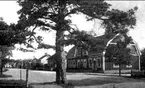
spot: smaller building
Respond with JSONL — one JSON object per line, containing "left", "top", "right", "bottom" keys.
{"left": 47, "top": 51, "right": 67, "bottom": 71}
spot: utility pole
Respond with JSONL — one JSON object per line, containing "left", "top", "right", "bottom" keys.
{"left": 26, "top": 61, "right": 29, "bottom": 88}
{"left": 26, "top": 68, "right": 29, "bottom": 87}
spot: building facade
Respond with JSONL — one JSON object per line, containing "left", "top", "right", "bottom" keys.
{"left": 66, "top": 33, "right": 141, "bottom": 72}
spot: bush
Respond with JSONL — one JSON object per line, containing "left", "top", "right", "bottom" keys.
{"left": 131, "top": 70, "right": 145, "bottom": 78}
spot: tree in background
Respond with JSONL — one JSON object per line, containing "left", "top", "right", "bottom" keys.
{"left": 0, "top": 18, "right": 32, "bottom": 75}
{"left": 17, "top": 0, "right": 137, "bottom": 84}
{"left": 141, "top": 49, "right": 145, "bottom": 70}
{"left": 103, "top": 6, "right": 138, "bottom": 76}
{"left": 105, "top": 35, "right": 132, "bottom": 76}
{"left": 0, "top": 46, "right": 12, "bottom": 74}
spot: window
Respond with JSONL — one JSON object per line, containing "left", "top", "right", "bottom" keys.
{"left": 77, "top": 48, "right": 82, "bottom": 56}
{"left": 67, "top": 61, "right": 69, "bottom": 64}
{"left": 97, "top": 59, "right": 101, "bottom": 67}
{"left": 84, "top": 59, "right": 86, "bottom": 62}
{"left": 89, "top": 59, "right": 92, "bottom": 67}
{"left": 77, "top": 60, "right": 80, "bottom": 68}
{"left": 113, "top": 57, "right": 117, "bottom": 59}
{"left": 83, "top": 51, "right": 88, "bottom": 55}
{"left": 73, "top": 61, "right": 76, "bottom": 65}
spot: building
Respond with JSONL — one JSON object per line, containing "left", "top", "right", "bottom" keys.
{"left": 66, "top": 33, "right": 141, "bottom": 72}
{"left": 47, "top": 54, "right": 57, "bottom": 70}
{"left": 47, "top": 51, "right": 67, "bottom": 70}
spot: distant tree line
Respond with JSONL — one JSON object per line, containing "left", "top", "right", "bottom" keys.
{"left": 7, "top": 59, "right": 52, "bottom": 71}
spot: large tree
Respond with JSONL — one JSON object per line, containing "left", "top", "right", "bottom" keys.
{"left": 17, "top": 0, "right": 110, "bottom": 84}
{"left": 17, "top": 0, "right": 137, "bottom": 84}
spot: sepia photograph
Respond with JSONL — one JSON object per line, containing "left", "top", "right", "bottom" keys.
{"left": 0, "top": 0, "right": 145, "bottom": 88}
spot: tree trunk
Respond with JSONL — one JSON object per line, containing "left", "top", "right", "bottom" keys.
{"left": 55, "top": 0, "right": 67, "bottom": 84}
{"left": 55, "top": 30, "right": 67, "bottom": 84}
{"left": 26, "top": 68, "right": 29, "bottom": 87}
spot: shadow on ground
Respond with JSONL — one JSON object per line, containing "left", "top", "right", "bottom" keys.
{"left": 28, "top": 77, "right": 129, "bottom": 88}
{"left": 68, "top": 75, "right": 145, "bottom": 87}
{"left": 28, "top": 76, "right": 132, "bottom": 88}
{"left": 0, "top": 74, "right": 12, "bottom": 78}
{"left": 25, "top": 73, "right": 145, "bottom": 88}
{"left": 68, "top": 77, "right": 120, "bottom": 86}
{"left": 29, "top": 82, "right": 74, "bottom": 88}
{"left": 0, "top": 79, "right": 28, "bottom": 88}
{"left": 29, "top": 81, "right": 55, "bottom": 85}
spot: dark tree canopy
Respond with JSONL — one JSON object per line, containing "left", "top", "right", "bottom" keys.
{"left": 103, "top": 7, "right": 138, "bottom": 35}
{"left": 17, "top": 0, "right": 110, "bottom": 29}
{"left": 17, "top": 0, "right": 137, "bottom": 48}
{"left": 105, "top": 34, "right": 132, "bottom": 64}
{"left": 0, "top": 20, "right": 32, "bottom": 47}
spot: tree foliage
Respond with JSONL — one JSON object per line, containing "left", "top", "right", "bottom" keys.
{"left": 105, "top": 34, "right": 133, "bottom": 76}
{"left": 141, "top": 49, "right": 145, "bottom": 70}
{"left": 102, "top": 6, "right": 138, "bottom": 35}
{"left": 17, "top": 0, "right": 137, "bottom": 49}
{"left": 105, "top": 34, "right": 132, "bottom": 63}
{"left": 0, "top": 19, "right": 31, "bottom": 74}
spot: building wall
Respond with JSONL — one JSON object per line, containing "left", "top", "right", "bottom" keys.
{"left": 105, "top": 62, "right": 133, "bottom": 70}
{"left": 67, "top": 56, "right": 102, "bottom": 71}
{"left": 67, "top": 59, "right": 76, "bottom": 68}
{"left": 131, "top": 56, "right": 139, "bottom": 70}
{"left": 105, "top": 56, "right": 139, "bottom": 70}
{"left": 67, "top": 56, "right": 140, "bottom": 71}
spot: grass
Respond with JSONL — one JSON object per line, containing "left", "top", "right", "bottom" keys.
{"left": 1, "top": 68, "right": 145, "bottom": 88}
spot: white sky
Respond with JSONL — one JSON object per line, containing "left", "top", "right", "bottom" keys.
{"left": 0, "top": 1, "right": 145, "bottom": 60}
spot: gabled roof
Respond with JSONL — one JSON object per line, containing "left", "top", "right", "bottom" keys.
{"left": 106, "top": 33, "right": 141, "bottom": 57}
{"left": 128, "top": 40, "right": 141, "bottom": 56}
{"left": 67, "top": 33, "right": 116, "bottom": 59}
{"left": 38, "top": 53, "right": 50, "bottom": 60}
{"left": 47, "top": 54, "right": 56, "bottom": 61}
{"left": 66, "top": 46, "right": 76, "bottom": 59}
{"left": 48, "top": 51, "right": 67, "bottom": 61}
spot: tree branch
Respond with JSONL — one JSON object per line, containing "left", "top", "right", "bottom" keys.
{"left": 37, "top": 43, "right": 56, "bottom": 50}
{"left": 37, "top": 20, "right": 55, "bottom": 29}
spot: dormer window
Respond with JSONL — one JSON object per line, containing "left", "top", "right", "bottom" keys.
{"left": 76, "top": 47, "right": 88, "bottom": 56}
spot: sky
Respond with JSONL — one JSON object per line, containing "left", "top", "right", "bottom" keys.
{"left": 0, "top": 1, "right": 145, "bottom": 60}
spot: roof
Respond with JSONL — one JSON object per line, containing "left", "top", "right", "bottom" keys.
{"left": 106, "top": 33, "right": 141, "bottom": 57}
{"left": 66, "top": 46, "right": 76, "bottom": 59}
{"left": 67, "top": 33, "right": 116, "bottom": 59}
{"left": 67, "top": 33, "right": 141, "bottom": 59}
{"left": 38, "top": 53, "right": 51, "bottom": 60}
{"left": 47, "top": 54, "right": 56, "bottom": 61}
{"left": 48, "top": 51, "right": 67, "bottom": 61}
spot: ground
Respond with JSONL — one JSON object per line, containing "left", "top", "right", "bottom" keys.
{"left": 0, "top": 68, "right": 145, "bottom": 88}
